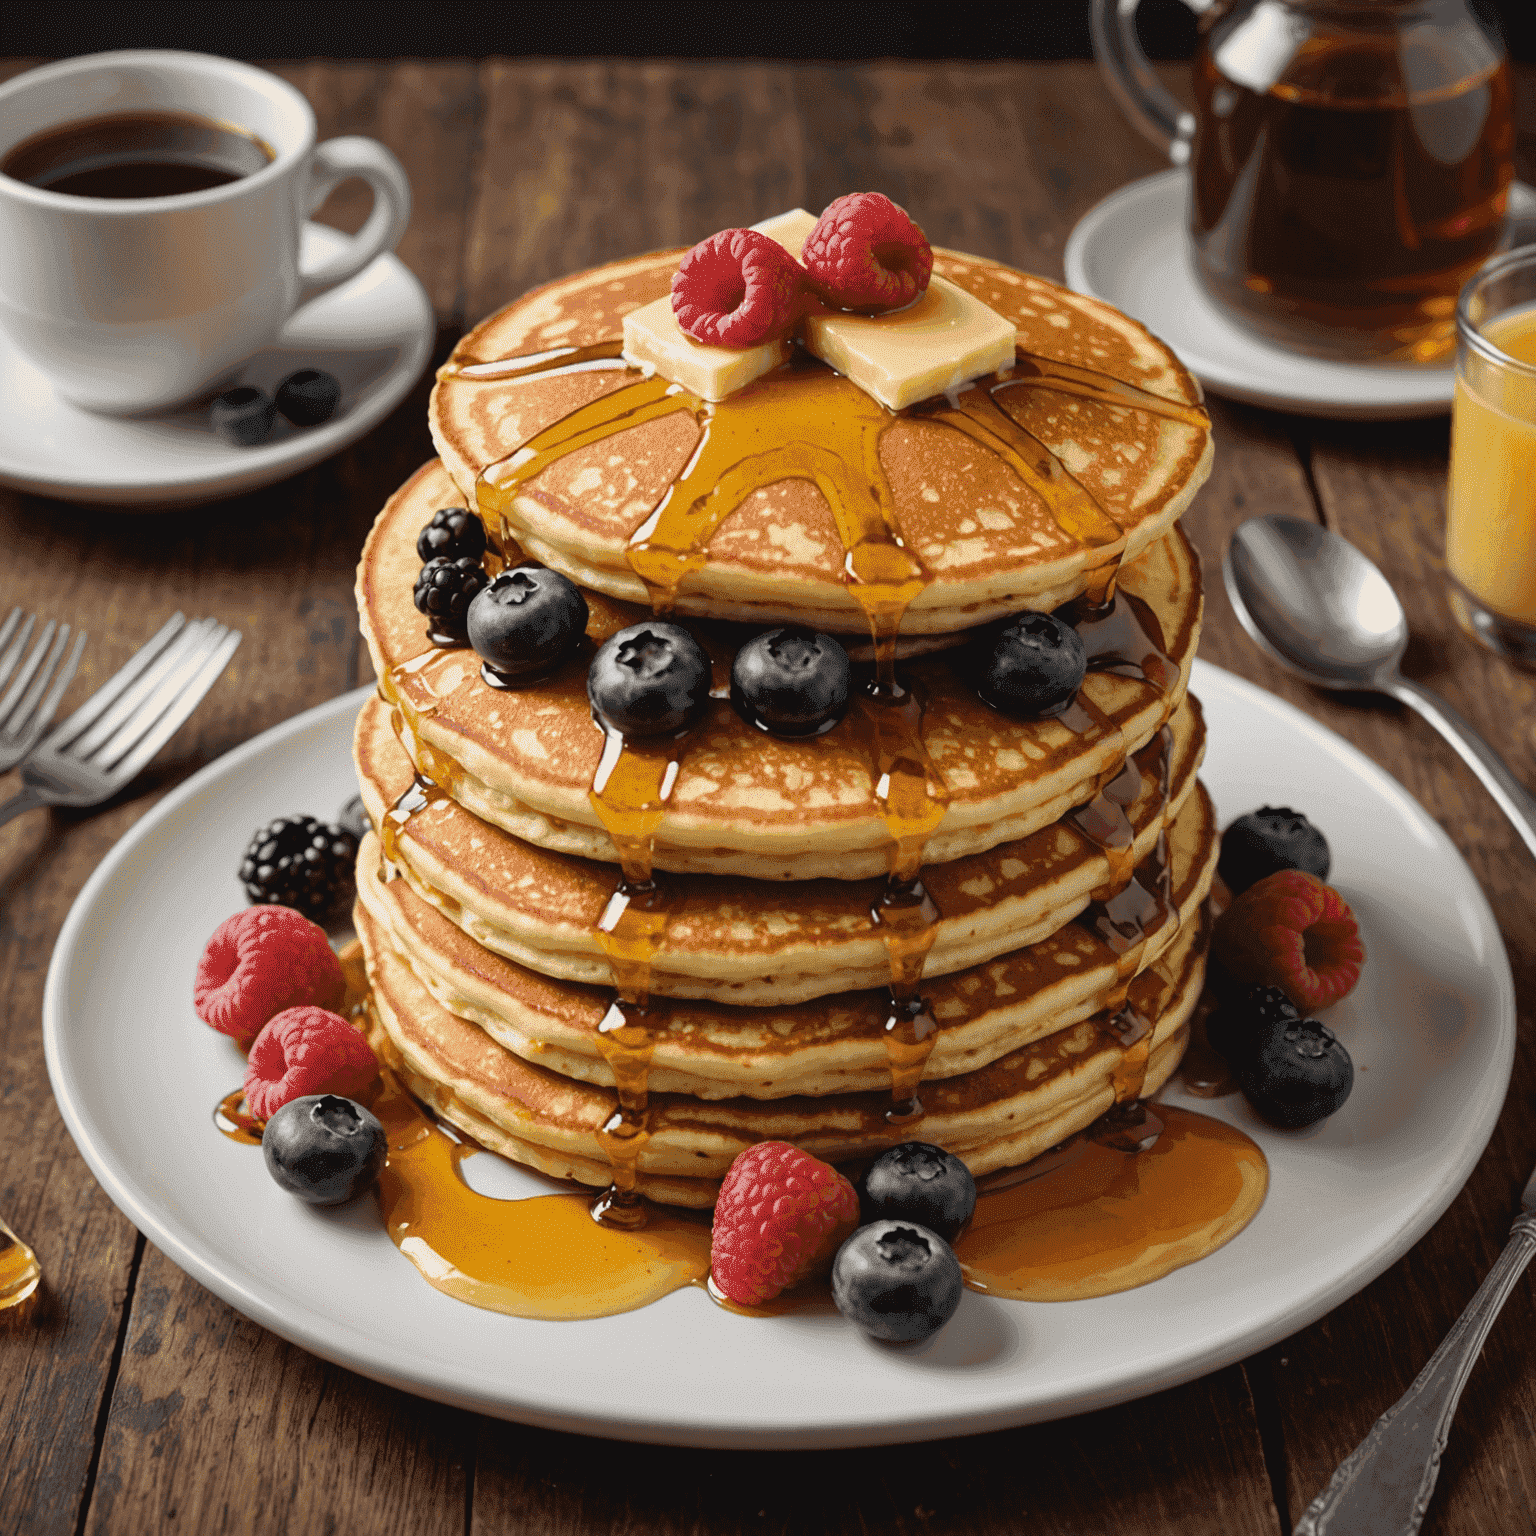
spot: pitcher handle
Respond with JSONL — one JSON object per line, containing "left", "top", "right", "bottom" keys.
{"left": 1089, "top": 0, "right": 1204, "bottom": 166}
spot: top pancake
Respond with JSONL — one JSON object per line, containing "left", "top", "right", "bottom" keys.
{"left": 359, "top": 461, "right": 1203, "bottom": 880}
{"left": 429, "top": 244, "right": 1214, "bottom": 633}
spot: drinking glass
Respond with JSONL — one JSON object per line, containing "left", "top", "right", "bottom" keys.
{"left": 1446, "top": 247, "right": 1536, "bottom": 666}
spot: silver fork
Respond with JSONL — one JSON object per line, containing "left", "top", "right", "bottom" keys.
{"left": 0, "top": 612, "right": 241, "bottom": 829}
{"left": 0, "top": 609, "right": 88, "bottom": 774}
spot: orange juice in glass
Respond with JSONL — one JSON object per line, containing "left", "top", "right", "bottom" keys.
{"left": 1446, "top": 247, "right": 1536, "bottom": 665}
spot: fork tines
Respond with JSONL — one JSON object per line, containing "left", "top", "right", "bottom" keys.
{"left": 0, "top": 608, "right": 88, "bottom": 773}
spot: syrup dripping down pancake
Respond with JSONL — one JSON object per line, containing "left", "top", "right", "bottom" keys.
{"left": 358, "top": 461, "right": 1203, "bottom": 879}
{"left": 355, "top": 790, "right": 1214, "bottom": 1100}
{"left": 356, "top": 897, "right": 1207, "bottom": 1207}
{"left": 428, "top": 248, "right": 1212, "bottom": 633}
{"left": 355, "top": 691, "right": 1206, "bottom": 1005}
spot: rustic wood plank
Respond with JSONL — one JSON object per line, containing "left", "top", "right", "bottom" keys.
{"left": 474, "top": 1365, "right": 1278, "bottom": 1536}
{"left": 81, "top": 1245, "right": 471, "bottom": 1536}
{"left": 462, "top": 60, "right": 802, "bottom": 324}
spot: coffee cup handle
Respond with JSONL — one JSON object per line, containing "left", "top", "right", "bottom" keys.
{"left": 1089, "top": 0, "right": 1204, "bottom": 166}
{"left": 296, "top": 136, "right": 412, "bottom": 300}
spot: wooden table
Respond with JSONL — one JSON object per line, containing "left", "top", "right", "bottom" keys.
{"left": 3, "top": 56, "right": 1535, "bottom": 1536}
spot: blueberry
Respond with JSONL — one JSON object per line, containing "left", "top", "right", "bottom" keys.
{"left": 416, "top": 506, "right": 487, "bottom": 565}
{"left": 588, "top": 621, "right": 711, "bottom": 737}
{"left": 1218, "top": 807, "right": 1330, "bottom": 895}
{"left": 859, "top": 1142, "right": 976, "bottom": 1242}
{"left": 731, "top": 626, "right": 851, "bottom": 738}
{"left": 831, "top": 1220, "right": 964, "bottom": 1342}
{"left": 1239, "top": 1017, "right": 1353, "bottom": 1129}
{"left": 1206, "top": 984, "right": 1300, "bottom": 1069}
{"left": 977, "top": 611, "right": 1087, "bottom": 719}
{"left": 274, "top": 368, "right": 341, "bottom": 427}
{"left": 262, "top": 1094, "right": 386, "bottom": 1205}
{"left": 413, "top": 556, "right": 488, "bottom": 642}
{"left": 211, "top": 385, "right": 275, "bottom": 446}
{"left": 467, "top": 564, "right": 588, "bottom": 681}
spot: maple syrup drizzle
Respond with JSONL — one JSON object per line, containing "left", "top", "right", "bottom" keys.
{"left": 214, "top": 1089, "right": 264, "bottom": 1146}
{"left": 0, "top": 1221, "right": 41, "bottom": 1310}
{"left": 957, "top": 1105, "right": 1267, "bottom": 1302}
{"left": 998, "top": 349, "right": 1211, "bottom": 430}
{"left": 583, "top": 718, "right": 688, "bottom": 1226}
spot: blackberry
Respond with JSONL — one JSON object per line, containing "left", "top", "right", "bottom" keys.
{"left": 416, "top": 506, "right": 487, "bottom": 564}
{"left": 414, "top": 555, "right": 488, "bottom": 642}
{"left": 240, "top": 815, "right": 358, "bottom": 921}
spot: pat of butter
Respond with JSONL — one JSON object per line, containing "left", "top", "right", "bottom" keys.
{"left": 803, "top": 278, "right": 1017, "bottom": 411}
{"left": 758, "top": 207, "right": 1016, "bottom": 411}
{"left": 622, "top": 296, "right": 790, "bottom": 403}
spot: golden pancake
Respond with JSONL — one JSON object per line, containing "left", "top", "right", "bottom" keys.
{"left": 355, "top": 787, "right": 1215, "bottom": 1098}
{"left": 355, "top": 690, "right": 1206, "bottom": 1004}
{"left": 359, "top": 460, "right": 1204, "bottom": 879}
{"left": 358, "top": 897, "right": 1205, "bottom": 1206}
{"left": 428, "top": 246, "right": 1213, "bottom": 634}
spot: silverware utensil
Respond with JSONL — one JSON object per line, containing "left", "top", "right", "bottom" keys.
{"left": 1224, "top": 514, "right": 1536, "bottom": 864}
{"left": 0, "top": 612, "right": 241, "bottom": 829}
{"left": 1293, "top": 1164, "right": 1536, "bottom": 1534}
{"left": 0, "top": 607, "right": 87, "bottom": 773}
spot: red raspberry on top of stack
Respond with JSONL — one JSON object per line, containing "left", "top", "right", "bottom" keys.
{"left": 801, "top": 191, "right": 933, "bottom": 313}
{"left": 671, "top": 229, "right": 806, "bottom": 349}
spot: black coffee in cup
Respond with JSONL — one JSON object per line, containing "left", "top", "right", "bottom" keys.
{"left": 1, "top": 109, "right": 274, "bottom": 198}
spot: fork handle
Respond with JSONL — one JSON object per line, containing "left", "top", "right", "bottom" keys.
{"left": 1293, "top": 1212, "right": 1536, "bottom": 1535}
{"left": 0, "top": 784, "right": 46, "bottom": 828}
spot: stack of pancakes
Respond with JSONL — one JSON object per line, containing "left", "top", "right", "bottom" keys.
{"left": 352, "top": 236, "right": 1217, "bottom": 1209}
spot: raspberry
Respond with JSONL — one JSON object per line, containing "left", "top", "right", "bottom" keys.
{"left": 194, "top": 907, "right": 346, "bottom": 1048}
{"left": 1213, "top": 870, "right": 1365, "bottom": 1014}
{"left": 671, "top": 229, "right": 806, "bottom": 348}
{"left": 710, "top": 1141, "right": 860, "bottom": 1306}
{"left": 244, "top": 1007, "right": 378, "bottom": 1121}
{"left": 802, "top": 192, "right": 933, "bottom": 314}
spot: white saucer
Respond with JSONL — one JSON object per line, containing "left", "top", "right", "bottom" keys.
{"left": 0, "top": 223, "right": 434, "bottom": 507}
{"left": 1065, "top": 169, "right": 1536, "bottom": 420}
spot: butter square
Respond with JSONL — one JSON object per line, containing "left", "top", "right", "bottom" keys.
{"left": 802, "top": 276, "right": 1018, "bottom": 411}
{"left": 760, "top": 207, "right": 1016, "bottom": 410}
{"left": 622, "top": 295, "right": 790, "bottom": 403}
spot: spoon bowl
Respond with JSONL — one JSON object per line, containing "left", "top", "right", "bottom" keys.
{"left": 1222, "top": 513, "right": 1536, "bottom": 865}
{"left": 1224, "top": 515, "right": 1408, "bottom": 689}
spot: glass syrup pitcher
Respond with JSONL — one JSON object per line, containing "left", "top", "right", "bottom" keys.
{"left": 1092, "top": 0, "right": 1514, "bottom": 362}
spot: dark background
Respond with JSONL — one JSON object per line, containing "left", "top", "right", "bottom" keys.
{"left": 7, "top": 0, "right": 1535, "bottom": 63}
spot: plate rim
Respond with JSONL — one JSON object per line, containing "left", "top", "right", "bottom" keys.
{"left": 41, "top": 664, "right": 1517, "bottom": 1447}
{"left": 0, "top": 224, "right": 435, "bottom": 507}
{"left": 1063, "top": 168, "right": 1463, "bottom": 421}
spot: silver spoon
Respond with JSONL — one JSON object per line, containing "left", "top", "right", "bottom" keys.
{"left": 1224, "top": 513, "right": 1536, "bottom": 864}
{"left": 1225, "top": 514, "right": 1536, "bottom": 1533}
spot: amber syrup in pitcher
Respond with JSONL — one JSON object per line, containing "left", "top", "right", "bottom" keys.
{"left": 1189, "top": 5, "right": 1513, "bottom": 362}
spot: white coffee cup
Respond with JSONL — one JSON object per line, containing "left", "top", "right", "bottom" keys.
{"left": 0, "top": 50, "right": 412, "bottom": 415}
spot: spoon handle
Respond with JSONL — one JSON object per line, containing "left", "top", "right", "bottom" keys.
{"left": 1292, "top": 1212, "right": 1536, "bottom": 1536}
{"left": 1387, "top": 676, "right": 1536, "bottom": 865}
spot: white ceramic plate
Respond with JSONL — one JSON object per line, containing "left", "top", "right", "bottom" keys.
{"left": 44, "top": 661, "right": 1514, "bottom": 1448}
{"left": 1064, "top": 169, "right": 1536, "bottom": 421}
{"left": 0, "top": 223, "right": 434, "bottom": 507}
